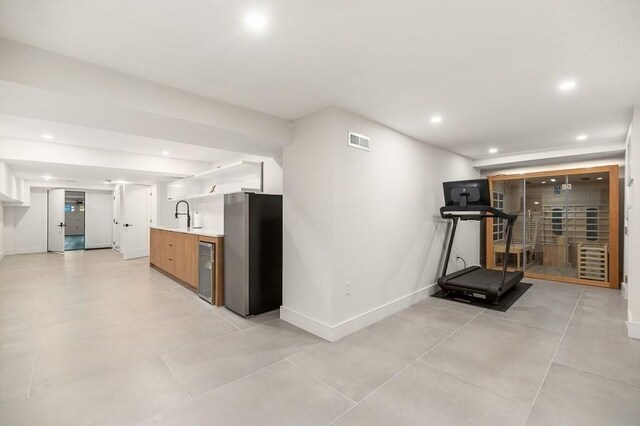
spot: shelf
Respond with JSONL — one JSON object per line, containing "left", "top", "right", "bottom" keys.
{"left": 167, "top": 161, "right": 263, "bottom": 201}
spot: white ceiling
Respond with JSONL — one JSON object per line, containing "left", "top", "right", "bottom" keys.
{"left": 0, "top": 0, "right": 639, "bottom": 159}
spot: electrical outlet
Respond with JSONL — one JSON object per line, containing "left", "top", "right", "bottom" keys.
{"left": 345, "top": 281, "right": 351, "bottom": 296}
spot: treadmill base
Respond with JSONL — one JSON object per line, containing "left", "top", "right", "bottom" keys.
{"left": 431, "top": 282, "right": 533, "bottom": 312}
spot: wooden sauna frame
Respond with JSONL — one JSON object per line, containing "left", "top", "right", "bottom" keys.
{"left": 486, "top": 165, "right": 620, "bottom": 289}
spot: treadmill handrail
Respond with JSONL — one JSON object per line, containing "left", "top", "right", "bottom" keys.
{"left": 440, "top": 205, "right": 517, "bottom": 221}
{"left": 439, "top": 205, "right": 518, "bottom": 295}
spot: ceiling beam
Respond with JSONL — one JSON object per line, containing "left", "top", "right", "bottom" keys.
{"left": 472, "top": 142, "right": 626, "bottom": 172}
{"left": 0, "top": 38, "right": 292, "bottom": 153}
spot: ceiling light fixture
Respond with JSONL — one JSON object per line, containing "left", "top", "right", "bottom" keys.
{"left": 597, "top": 177, "right": 603, "bottom": 181}
{"left": 430, "top": 115, "right": 443, "bottom": 124}
{"left": 541, "top": 181, "right": 546, "bottom": 184}
{"left": 162, "top": 151, "right": 170, "bottom": 156}
{"left": 576, "top": 134, "right": 588, "bottom": 141}
{"left": 43, "top": 175, "right": 52, "bottom": 181}
{"left": 558, "top": 80, "right": 577, "bottom": 92}
{"left": 245, "top": 11, "right": 268, "bottom": 31}
{"left": 42, "top": 134, "right": 54, "bottom": 140}
{"left": 534, "top": 201, "right": 540, "bottom": 205}
{"left": 488, "top": 148, "right": 499, "bottom": 154}
{"left": 550, "top": 178, "right": 557, "bottom": 182}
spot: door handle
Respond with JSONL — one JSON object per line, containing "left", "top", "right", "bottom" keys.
{"left": 57, "top": 222, "right": 67, "bottom": 228}
{"left": 123, "top": 223, "right": 133, "bottom": 227}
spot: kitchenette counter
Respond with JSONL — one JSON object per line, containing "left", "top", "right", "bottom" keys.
{"left": 150, "top": 226, "right": 224, "bottom": 306}
{"left": 150, "top": 225, "right": 223, "bottom": 238}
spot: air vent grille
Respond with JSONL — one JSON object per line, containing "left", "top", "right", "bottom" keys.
{"left": 348, "top": 132, "right": 370, "bottom": 151}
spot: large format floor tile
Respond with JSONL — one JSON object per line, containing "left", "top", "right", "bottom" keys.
{"left": 0, "top": 353, "right": 35, "bottom": 405}
{"left": 162, "top": 319, "right": 321, "bottom": 398}
{"left": 422, "top": 313, "right": 561, "bottom": 403}
{"left": 526, "top": 364, "right": 640, "bottom": 426}
{"left": 395, "top": 295, "right": 484, "bottom": 332}
{"left": 140, "top": 361, "right": 353, "bottom": 426}
{"left": 290, "top": 314, "right": 450, "bottom": 402}
{"left": 30, "top": 312, "right": 236, "bottom": 395}
{"left": 1, "top": 252, "right": 635, "bottom": 425}
{"left": 485, "top": 288, "right": 579, "bottom": 332}
{"left": 334, "top": 361, "right": 529, "bottom": 426}
{"left": 0, "top": 358, "right": 189, "bottom": 426}
{"left": 554, "top": 311, "right": 640, "bottom": 386}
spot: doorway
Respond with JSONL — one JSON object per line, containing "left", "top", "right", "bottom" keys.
{"left": 64, "top": 191, "right": 85, "bottom": 250}
{"left": 486, "top": 165, "right": 620, "bottom": 288}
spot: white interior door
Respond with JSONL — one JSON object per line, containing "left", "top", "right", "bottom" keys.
{"left": 121, "top": 184, "right": 150, "bottom": 260}
{"left": 113, "top": 187, "right": 121, "bottom": 252}
{"left": 47, "top": 189, "right": 66, "bottom": 253}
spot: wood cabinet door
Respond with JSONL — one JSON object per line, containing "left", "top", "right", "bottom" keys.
{"left": 174, "top": 233, "right": 198, "bottom": 288}
{"left": 150, "top": 229, "right": 160, "bottom": 266}
{"left": 159, "top": 231, "right": 176, "bottom": 275}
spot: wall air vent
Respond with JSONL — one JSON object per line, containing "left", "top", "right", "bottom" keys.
{"left": 348, "top": 132, "right": 370, "bottom": 151}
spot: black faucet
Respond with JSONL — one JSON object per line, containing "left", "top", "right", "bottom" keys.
{"left": 175, "top": 200, "right": 191, "bottom": 228}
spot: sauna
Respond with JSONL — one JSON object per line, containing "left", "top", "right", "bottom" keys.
{"left": 486, "top": 165, "right": 619, "bottom": 288}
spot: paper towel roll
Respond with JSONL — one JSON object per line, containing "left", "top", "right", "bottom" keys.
{"left": 193, "top": 211, "right": 202, "bottom": 229}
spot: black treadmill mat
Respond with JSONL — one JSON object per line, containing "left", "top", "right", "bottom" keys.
{"left": 431, "top": 282, "right": 533, "bottom": 312}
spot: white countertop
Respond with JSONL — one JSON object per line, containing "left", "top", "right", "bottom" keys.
{"left": 150, "top": 226, "right": 224, "bottom": 238}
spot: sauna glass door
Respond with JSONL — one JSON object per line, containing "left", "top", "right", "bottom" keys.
{"left": 565, "top": 172, "right": 610, "bottom": 283}
{"left": 488, "top": 166, "right": 618, "bottom": 288}
{"left": 490, "top": 178, "right": 525, "bottom": 273}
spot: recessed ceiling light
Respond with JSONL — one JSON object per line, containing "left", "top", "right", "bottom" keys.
{"left": 597, "top": 177, "right": 603, "bottom": 181}
{"left": 42, "top": 134, "right": 54, "bottom": 140}
{"left": 541, "top": 181, "right": 546, "bottom": 184}
{"left": 534, "top": 201, "right": 540, "bottom": 205}
{"left": 245, "top": 11, "right": 268, "bottom": 31}
{"left": 550, "top": 178, "right": 557, "bottom": 182}
{"left": 558, "top": 80, "right": 577, "bottom": 92}
{"left": 430, "top": 115, "right": 443, "bottom": 124}
{"left": 488, "top": 148, "right": 499, "bottom": 154}
{"left": 43, "top": 175, "right": 52, "bottom": 181}
{"left": 162, "top": 151, "right": 170, "bottom": 156}
{"left": 576, "top": 134, "right": 588, "bottom": 141}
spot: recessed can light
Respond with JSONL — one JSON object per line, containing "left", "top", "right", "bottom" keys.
{"left": 550, "top": 178, "right": 557, "bottom": 182}
{"left": 541, "top": 181, "right": 547, "bottom": 184}
{"left": 430, "top": 115, "right": 443, "bottom": 124}
{"left": 558, "top": 80, "right": 577, "bottom": 92}
{"left": 488, "top": 148, "right": 499, "bottom": 154}
{"left": 576, "top": 134, "right": 588, "bottom": 141}
{"left": 534, "top": 201, "right": 540, "bottom": 205}
{"left": 42, "top": 134, "right": 54, "bottom": 140}
{"left": 245, "top": 11, "right": 268, "bottom": 31}
{"left": 597, "top": 177, "right": 603, "bottom": 181}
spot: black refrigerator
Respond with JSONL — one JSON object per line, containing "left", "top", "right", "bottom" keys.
{"left": 224, "top": 192, "right": 283, "bottom": 317}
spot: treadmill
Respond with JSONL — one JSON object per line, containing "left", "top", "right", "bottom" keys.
{"left": 438, "top": 179, "right": 523, "bottom": 304}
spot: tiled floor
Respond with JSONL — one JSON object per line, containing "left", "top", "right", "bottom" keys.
{"left": 1, "top": 250, "right": 638, "bottom": 425}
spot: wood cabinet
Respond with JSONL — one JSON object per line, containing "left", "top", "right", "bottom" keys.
{"left": 149, "top": 228, "right": 224, "bottom": 305}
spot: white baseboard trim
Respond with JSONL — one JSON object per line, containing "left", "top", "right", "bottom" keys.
{"left": 621, "top": 282, "right": 628, "bottom": 299}
{"left": 14, "top": 247, "right": 47, "bottom": 255}
{"left": 627, "top": 320, "right": 640, "bottom": 340}
{"left": 280, "top": 283, "right": 438, "bottom": 342}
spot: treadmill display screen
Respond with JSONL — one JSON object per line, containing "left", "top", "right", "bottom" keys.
{"left": 442, "top": 179, "right": 491, "bottom": 207}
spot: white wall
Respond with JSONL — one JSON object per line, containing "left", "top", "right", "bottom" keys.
{"left": 281, "top": 107, "right": 480, "bottom": 340}
{"left": 3, "top": 189, "right": 48, "bottom": 255}
{"left": 85, "top": 191, "right": 113, "bottom": 249}
{"left": 0, "top": 204, "right": 4, "bottom": 260}
{"left": 626, "top": 105, "right": 640, "bottom": 339}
